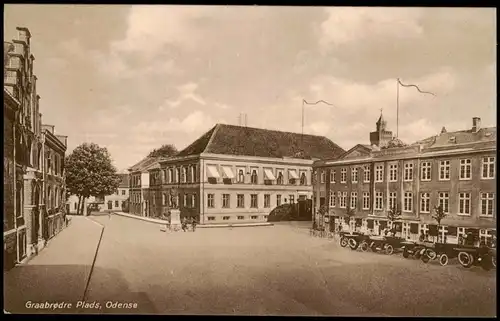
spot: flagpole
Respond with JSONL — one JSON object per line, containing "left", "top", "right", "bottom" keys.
{"left": 396, "top": 78, "right": 400, "bottom": 138}
{"left": 301, "top": 100, "right": 305, "bottom": 143}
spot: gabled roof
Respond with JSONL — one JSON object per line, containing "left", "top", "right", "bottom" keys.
{"left": 128, "top": 156, "right": 160, "bottom": 172}
{"left": 337, "top": 144, "right": 373, "bottom": 160}
{"left": 416, "top": 127, "right": 496, "bottom": 148}
{"left": 176, "top": 124, "right": 345, "bottom": 160}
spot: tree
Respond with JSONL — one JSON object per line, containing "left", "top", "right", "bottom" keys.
{"left": 65, "top": 143, "right": 121, "bottom": 216}
{"left": 387, "top": 204, "right": 402, "bottom": 236}
{"left": 432, "top": 204, "right": 447, "bottom": 243}
{"left": 148, "top": 144, "right": 178, "bottom": 158}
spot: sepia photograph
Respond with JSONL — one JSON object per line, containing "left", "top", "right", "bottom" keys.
{"left": 3, "top": 4, "right": 497, "bottom": 316}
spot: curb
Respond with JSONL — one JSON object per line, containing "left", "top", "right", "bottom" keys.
{"left": 112, "top": 212, "right": 274, "bottom": 228}
{"left": 82, "top": 217, "right": 105, "bottom": 301}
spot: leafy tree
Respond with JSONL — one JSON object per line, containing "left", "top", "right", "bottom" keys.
{"left": 65, "top": 143, "right": 121, "bottom": 216}
{"left": 148, "top": 144, "right": 178, "bottom": 158}
{"left": 432, "top": 204, "right": 447, "bottom": 243}
{"left": 387, "top": 204, "right": 402, "bottom": 236}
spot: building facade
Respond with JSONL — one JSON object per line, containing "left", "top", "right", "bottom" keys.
{"left": 145, "top": 124, "right": 345, "bottom": 224}
{"left": 101, "top": 174, "right": 130, "bottom": 211}
{"left": 313, "top": 116, "right": 496, "bottom": 246}
{"left": 3, "top": 27, "right": 68, "bottom": 269}
{"left": 128, "top": 157, "right": 161, "bottom": 217}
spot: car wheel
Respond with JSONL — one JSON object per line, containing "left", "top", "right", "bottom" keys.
{"left": 340, "top": 237, "right": 348, "bottom": 248}
{"left": 458, "top": 252, "right": 474, "bottom": 268}
{"left": 385, "top": 244, "right": 394, "bottom": 255}
{"left": 348, "top": 238, "right": 359, "bottom": 250}
{"left": 360, "top": 242, "right": 369, "bottom": 252}
{"left": 439, "top": 254, "right": 449, "bottom": 266}
{"left": 426, "top": 249, "right": 437, "bottom": 260}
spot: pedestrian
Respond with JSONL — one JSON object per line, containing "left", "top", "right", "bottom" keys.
{"left": 191, "top": 217, "right": 197, "bottom": 232}
{"left": 181, "top": 217, "right": 187, "bottom": 232}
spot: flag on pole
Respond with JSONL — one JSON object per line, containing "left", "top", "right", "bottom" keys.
{"left": 397, "top": 78, "right": 436, "bottom": 96}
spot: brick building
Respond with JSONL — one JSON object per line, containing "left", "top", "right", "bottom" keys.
{"left": 3, "top": 27, "right": 67, "bottom": 269}
{"left": 313, "top": 115, "right": 496, "bottom": 246}
{"left": 146, "top": 124, "right": 345, "bottom": 224}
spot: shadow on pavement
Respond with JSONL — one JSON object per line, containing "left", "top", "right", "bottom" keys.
{"left": 4, "top": 265, "right": 156, "bottom": 314}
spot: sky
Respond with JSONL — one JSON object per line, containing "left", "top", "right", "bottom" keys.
{"left": 4, "top": 5, "right": 496, "bottom": 171}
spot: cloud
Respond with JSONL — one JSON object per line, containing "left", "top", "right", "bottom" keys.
{"left": 320, "top": 7, "right": 424, "bottom": 48}
{"left": 159, "top": 82, "right": 207, "bottom": 111}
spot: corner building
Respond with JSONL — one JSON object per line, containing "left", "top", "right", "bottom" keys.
{"left": 147, "top": 124, "right": 345, "bottom": 224}
{"left": 314, "top": 116, "right": 496, "bottom": 246}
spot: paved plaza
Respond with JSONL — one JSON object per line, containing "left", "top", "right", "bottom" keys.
{"left": 4, "top": 215, "right": 497, "bottom": 316}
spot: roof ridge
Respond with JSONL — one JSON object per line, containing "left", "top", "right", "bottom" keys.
{"left": 219, "top": 123, "right": 332, "bottom": 139}
{"left": 202, "top": 124, "right": 221, "bottom": 154}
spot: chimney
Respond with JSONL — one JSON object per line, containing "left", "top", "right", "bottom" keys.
{"left": 472, "top": 117, "right": 481, "bottom": 133}
{"left": 440, "top": 127, "right": 447, "bottom": 134}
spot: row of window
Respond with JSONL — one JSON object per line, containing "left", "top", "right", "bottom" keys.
{"left": 320, "top": 157, "right": 496, "bottom": 184}
{"left": 329, "top": 191, "right": 495, "bottom": 217}
{"left": 206, "top": 166, "right": 310, "bottom": 186}
{"left": 113, "top": 189, "right": 127, "bottom": 196}
{"left": 207, "top": 193, "right": 296, "bottom": 209}
{"left": 206, "top": 215, "right": 268, "bottom": 221}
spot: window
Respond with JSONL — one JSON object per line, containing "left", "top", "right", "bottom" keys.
{"left": 421, "top": 161, "right": 431, "bottom": 181}
{"left": 183, "top": 168, "right": 188, "bottom": 183}
{"left": 191, "top": 194, "right": 196, "bottom": 208}
{"left": 404, "top": 162, "right": 413, "bottom": 181}
{"left": 439, "top": 160, "right": 450, "bottom": 180}
{"left": 161, "top": 170, "right": 165, "bottom": 183}
{"left": 403, "top": 192, "right": 413, "bottom": 212}
{"left": 389, "top": 164, "right": 398, "bottom": 182}
{"left": 237, "top": 169, "right": 245, "bottom": 183}
{"left": 250, "top": 194, "right": 258, "bottom": 208}
{"left": 459, "top": 159, "right": 471, "bottom": 180}
{"left": 375, "top": 165, "right": 384, "bottom": 182}
{"left": 389, "top": 192, "right": 397, "bottom": 211}
{"left": 207, "top": 194, "right": 215, "bottom": 208}
{"left": 480, "top": 193, "right": 494, "bottom": 217}
{"left": 482, "top": 157, "right": 495, "bottom": 179}
{"left": 183, "top": 194, "right": 188, "bottom": 207}
{"left": 237, "top": 194, "right": 245, "bottom": 208}
{"left": 276, "top": 195, "right": 282, "bottom": 207}
{"left": 375, "top": 192, "right": 383, "bottom": 210}
{"left": 263, "top": 215, "right": 268, "bottom": 220}
{"left": 351, "top": 167, "right": 358, "bottom": 183}
{"left": 264, "top": 194, "right": 271, "bottom": 208}
{"left": 300, "top": 173, "right": 307, "bottom": 185}
{"left": 251, "top": 216, "right": 258, "bottom": 220}
{"left": 458, "top": 192, "right": 471, "bottom": 215}
{"left": 276, "top": 171, "right": 284, "bottom": 185}
{"left": 222, "top": 194, "right": 230, "bottom": 208}
{"left": 175, "top": 168, "right": 180, "bottom": 183}
{"left": 74, "top": 203, "right": 77, "bottom": 210}
{"left": 191, "top": 166, "right": 197, "bottom": 183}
{"left": 115, "top": 200, "right": 119, "bottom": 208}
{"left": 289, "top": 195, "right": 295, "bottom": 204}
{"left": 350, "top": 192, "right": 357, "bottom": 209}
{"left": 362, "top": 192, "right": 370, "bottom": 210}
{"left": 121, "top": 190, "right": 126, "bottom": 195}
{"left": 340, "top": 192, "right": 347, "bottom": 208}
{"left": 208, "top": 216, "right": 215, "bottom": 221}
{"left": 363, "top": 165, "right": 370, "bottom": 182}
{"left": 237, "top": 216, "right": 244, "bottom": 220}
{"left": 438, "top": 192, "right": 450, "bottom": 214}
{"left": 223, "top": 216, "right": 230, "bottom": 221}
{"left": 251, "top": 170, "right": 258, "bottom": 184}
{"left": 330, "top": 170, "right": 336, "bottom": 183}
{"left": 168, "top": 169, "right": 173, "bottom": 183}
{"left": 162, "top": 193, "right": 166, "bottom": 205}
{"left": 329, "top": 191, "right": 336, "bottom": 207}
{"left": 320, "top": 171, "right": 325, "bottom": 183}
{"left": 420, "top": 193, "right": 430, "bottom": 213}
{"left": 341, "top": 168, "right": 347, "bottom": 183}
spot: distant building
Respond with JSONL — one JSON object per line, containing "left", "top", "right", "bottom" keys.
{"left": 146, "top": 124, "right": 345, "bottom": 224}
{"left": 101, "top": 174, "right": 130, "bottom": 211}
{"left": 128, "top": 157, "right": 163, "bottom": 216}
{"left": 314, "top": 115, "right": 496, "bottom": 245}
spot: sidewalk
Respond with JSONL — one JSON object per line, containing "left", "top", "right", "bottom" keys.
{"left": 3, "top": 216, "right": 104, "bottom": 314}
{"left": 113, "top": 211, "right": 274, "bottom": 228}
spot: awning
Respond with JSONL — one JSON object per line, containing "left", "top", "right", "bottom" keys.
{"left": 264, "top": 169, "right": 276, "bottom": 180}
{"left": 206, "top": 165, "right": 220, "bottom": 178}
{"left": 221, "top": 166, "right": 235, "bottom": 179}
{"left": 288, "top": 170, "right": 299, "bottom": 179}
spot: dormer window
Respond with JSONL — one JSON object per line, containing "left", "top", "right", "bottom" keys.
{"left": 448, "top": 136, "right": 456, "bottom": 143}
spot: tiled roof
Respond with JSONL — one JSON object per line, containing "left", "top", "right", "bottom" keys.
{"left": 176, "top": 124, "right": 345, "bottom": 160}
{"left": 417, "top": 127, "right": 496, "bottom": 148}
{"left": 118, "top": 174, "right": 129, "bottom": 188}
{"left": 128, "top": 157, "right": 161, "bottom": 172}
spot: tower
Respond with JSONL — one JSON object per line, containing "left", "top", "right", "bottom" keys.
{"left": 369, "top": 111, "right": 393, "bottom": 148}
